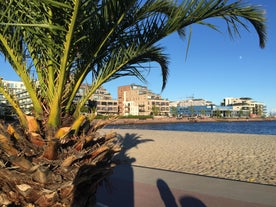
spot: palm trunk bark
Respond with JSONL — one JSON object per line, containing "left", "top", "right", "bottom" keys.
{"left": 0, "top": 119, "right": 119, "bottom": 207}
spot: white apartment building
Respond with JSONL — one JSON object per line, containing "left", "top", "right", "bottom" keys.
{"left": 0, "top": 79, "right": 28, "bottom": 116}
{"left": 16, "top": 90, "right": 33, "bottom": 115}
{"left": 0, "top": 79, "right": 26, "bottom": 103}
{"left": 221, "top": 97, "right": 266, "bottom": 117}
{"left": 0, "top": 79, "right": 117, "bottom": 116}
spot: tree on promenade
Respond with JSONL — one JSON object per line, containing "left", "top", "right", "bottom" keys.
{"left": 0, "top": 0, "right": 266, "bottom": 206}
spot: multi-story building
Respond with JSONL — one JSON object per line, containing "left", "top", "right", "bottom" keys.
{"left": 0, "top": 79, "right": 26, "bottom": 95}
{"left": 177, "top": 98, "right": 214, "bottom": 117}
{"left": 0, "top": 78, "right": 117, "bottom": 116}
{"left": 0, "top": 79, "right": 27, "bottom": 116}
{"left": 91, "top": 86, "right": 118, "bottom": 115}
{"left": 16, "top": 90, "right": 33, "bottom": 115}
{"left": 65, "top": 85, "right": 118, "bottom": 115}
{"left": 118, "top": 84, "right": 170, "bottom": 116}
{"left": 221, "top": 97, "right": 266, "bottom": 117}
{"left": 0, "top": 79, "right": 26, "bottom": 105}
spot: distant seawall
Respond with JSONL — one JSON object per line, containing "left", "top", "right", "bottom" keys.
{"left": 109, "top": 117, "right": 275, "bottom": 125}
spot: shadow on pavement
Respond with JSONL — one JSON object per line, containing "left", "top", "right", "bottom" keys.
{"left": 157, "top": 178, "right": 178, "bottom": 207}
{"left": 157, "top": 178, "right": 206, "bottom": 207}
{"left": 179, "top": 195, "right": 207, "bottom": 207}
{"left": 96, "top": 132, "right": 153, "bottom": 206}
{"left": 96, "top": 132, "right": 207, "bottom": 207}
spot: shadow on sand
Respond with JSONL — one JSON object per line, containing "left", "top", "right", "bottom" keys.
{"left": 96, "top": 132, "right": 153, "bottom": 206}
{"left": 96, "top": 132, "right": 206, "bottom": 207}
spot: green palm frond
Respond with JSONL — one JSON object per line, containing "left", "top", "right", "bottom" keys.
{"left": 176, "top": 0, "right": 266, "bottom": 47}
{"left": 0, "top": 0, "right": 266, "bottom": 130}
{"left": 0, "top": 1, "right": 267, "bottom": 206}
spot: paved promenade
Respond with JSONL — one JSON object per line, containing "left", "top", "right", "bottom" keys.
{"left": 96, "top": 164, "right": 276, "bottom": 207}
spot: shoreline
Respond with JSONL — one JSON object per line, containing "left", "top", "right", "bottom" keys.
{"left": 109, "top": 117, "right": 276, "bottom": 125}
{"left": 102, "top": 129, "right": 276, "bottom": 186}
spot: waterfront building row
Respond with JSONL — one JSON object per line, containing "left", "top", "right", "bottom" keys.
{"left": 175, "top": 97, "right": 266, "bottom": 118}
{"left": 0, "top": 78, "right": 266, "bottom": 118}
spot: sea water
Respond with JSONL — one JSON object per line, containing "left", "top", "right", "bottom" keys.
{"left": 106, "top": 120, "right": 276, "bottom": 135}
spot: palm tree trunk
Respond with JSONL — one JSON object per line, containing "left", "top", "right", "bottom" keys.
{"left": 0, "top": 120, "right": 119, "bottom": 207}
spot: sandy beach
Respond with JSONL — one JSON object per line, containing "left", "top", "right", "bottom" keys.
{"left": 101, "top": 129, "right": 276, "bottom": 185}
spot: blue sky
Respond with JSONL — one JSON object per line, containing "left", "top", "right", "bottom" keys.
{"left": 1, "top": 1, "right": 275, "bottom": 113}
{"left": 105, "top": 0, "right": 276, "bottom": 113}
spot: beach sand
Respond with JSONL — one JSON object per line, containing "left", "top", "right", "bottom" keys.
{"left": 101, "top": 129, "right": 276, "bottom": 185}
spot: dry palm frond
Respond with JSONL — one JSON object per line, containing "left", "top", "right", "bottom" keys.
{"left": 0, "top": 118, "right": 119, "bottom": 206}
{"left": 0, "top": 0, "right": 267, "bottom": 206}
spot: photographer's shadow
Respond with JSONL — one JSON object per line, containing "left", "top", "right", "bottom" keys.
{"left": 96, "top": 132, "right": 153, "bottom": 206}
{"left": 157, "top": 178, "right": 206, "bottom": 207}
{"left": 97, "top": 131, "right": 206, "bottom": 207}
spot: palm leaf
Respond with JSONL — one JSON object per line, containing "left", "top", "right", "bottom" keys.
{"left": 0, "top": 0, "right": 267, "bottom": 206}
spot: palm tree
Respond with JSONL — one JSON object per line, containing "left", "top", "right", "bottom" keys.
{"left": 0, "top": 0, "right": 266, "bottom": 206}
